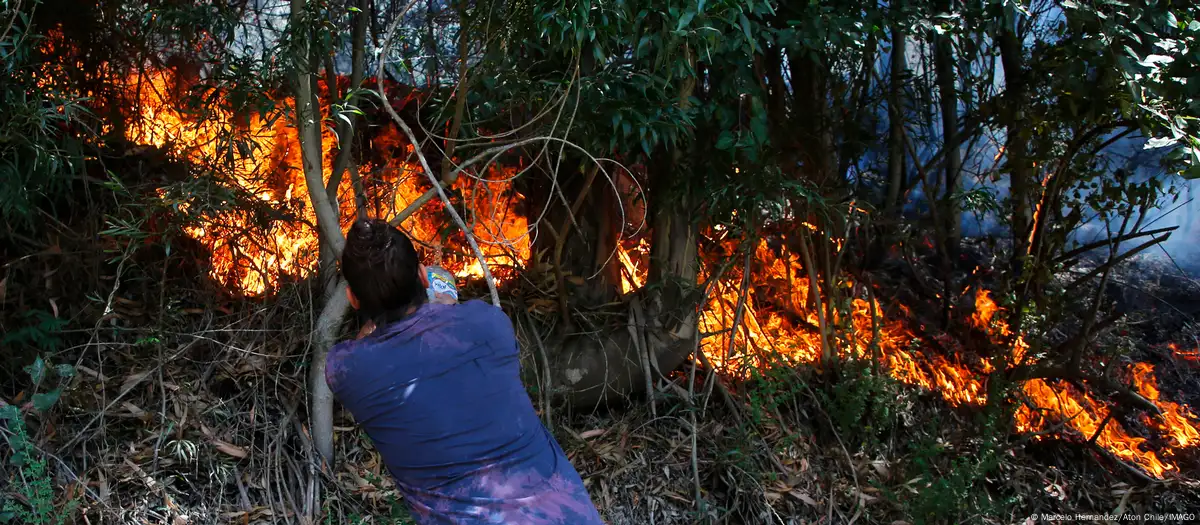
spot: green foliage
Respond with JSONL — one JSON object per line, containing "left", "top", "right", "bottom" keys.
{"left": 2, "top": 310, "right": 67, "bottom": 354}
{"left": 703, "top": 165, "right": 826, "bottom": 232}
{"left": 1059, "top": 1, "right": 1200, "bottom": 178}
{"left": 0, "top": 1, "right": 90, "bottom": 230}
{"left": 0, "top": 410, "right": 65, "bottom": 525}
{"left": 818, "top": 364, "right": 903, "bottom": 451}
{"left": 886, "top": 412, "right": 1012, "bottom": 525}
{"left": 0, "top": 357, "right": 79, "bottom": 525}
{"left": 900, "top": 441, "right": 1003, "bottom": 524}
{"left": 742, "top": 353, "right": 808, "bottom": 428}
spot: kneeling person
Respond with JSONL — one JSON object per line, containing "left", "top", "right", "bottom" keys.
{"left": 326, "top": 219, "right": 604, "bottom": 524}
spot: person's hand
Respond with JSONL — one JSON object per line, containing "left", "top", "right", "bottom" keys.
{"left": 356, "top": 319, "right": 377, "bottom": 339}
{"left": 431, "top": 293, "right": 457, "bottom": 305}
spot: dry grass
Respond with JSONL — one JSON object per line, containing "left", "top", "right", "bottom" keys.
{"left": 2, "top": 217, "right": 1199, "bottom": 525}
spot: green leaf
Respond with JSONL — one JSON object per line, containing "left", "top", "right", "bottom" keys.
{"left": 716, "top": 131, "right": 735, "bottom": 150}
{"left": 25, "top": 356, "right": 45, "bottom": 386}
{"left": 32, "top": 390, "right": 60, "bottom": 412}
{"left": 55, "top": 364, "right": 75, "bottom": 378}
{"left": 739, "top": 13, "right": 754, "bottom": 50}
{"left": 677, "top": 11, "right": 696, "bottom": 32}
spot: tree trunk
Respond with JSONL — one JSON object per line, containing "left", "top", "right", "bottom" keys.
{"left": 886, "top": 18, "right": 907, "bottom": 213}
{"left": 549, "top": 52, "right": 700, "bottom": 408}
{"left": 789, "top": 48, "right": 835, "bottom": 185}
{"left": 933, "top": 0, "right": 961, "bottom": 256}
{"left": 291, "top": 0, "right": 350, "bottom": 463}
{"left": 522, "top": 163, "right": 624, "bottom": 316}
{"left": 998, "top": 7, "right": 1032, "bottom": 275}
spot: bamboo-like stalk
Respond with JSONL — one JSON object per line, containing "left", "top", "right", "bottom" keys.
{"left": 796, "top": 230, "right": 832, "bottom": 366}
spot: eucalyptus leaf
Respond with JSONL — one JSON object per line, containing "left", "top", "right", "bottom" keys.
{"left": 25, "top": 356, "right": 45, "bottom": 386}
{"left": 32, "top": 390, "right": 61, "bottom": 412}
{"left": 738, "top": 13, "right": 754, "bottom": 50}
{"left": 677, "top": 11, "right": 696, "bottom": 32}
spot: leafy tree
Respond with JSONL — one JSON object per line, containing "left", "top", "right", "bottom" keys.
{"left": 0, "top": 1, "right": 88, "bottom": 231}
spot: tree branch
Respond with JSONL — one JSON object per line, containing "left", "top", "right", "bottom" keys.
{"left": 378, "top": 0, "right": 500, "bottom": 307}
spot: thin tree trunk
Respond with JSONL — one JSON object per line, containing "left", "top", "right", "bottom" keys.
{"left": 424, "top": 0, "right": 438, "bottom": 87}
{"left": 789, "top": 48, "right": 834, "bottom": 184}
{"left": 290, "top": 0, "right": 346, "bottom": 463}
{"left": 886, "top": 19, "right": 907, "bottom": 213}
{"left": 838, "top": 32, "right": 877, "bottom": 183}
{"left": 933, "top": 0, "right": 961, "bottom": 256}
{"left": 999, "top": 7, "right": 1032, "bottom": 275}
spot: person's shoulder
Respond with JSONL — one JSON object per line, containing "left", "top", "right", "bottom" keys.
{"left": 454, "top": 299, "right": 505, "bottom": 318}
{"left": 452, "top": 300, "right": 514, "bottom": 334}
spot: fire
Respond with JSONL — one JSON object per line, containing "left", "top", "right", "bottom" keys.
{"left": 691, "top": 241, "right": 1195, "bottom": 478}
{"left": 1012, "top": 360, "right": 1198, "bottom": 478}
{"left": 124, "top": 64, "right": 1196, "bottom": 480}
{"left": 696, "top": 240, "right": 991, "bottom": 405}
{"left": 617, "top": 239, "right": 649, "bottom": 294}
{"left": 1130, "top": 363, "right": 1200, "bottom": 448}
{"left": 974, "top": 290, "right": 1199, "bottom": 477}
{"left": 1170, "top": 342, "right": 1200, "bottom": 367}
{"left": 1015, "top": 378, "right": 1171, "bottom": 477}
{"left": 972, "top": 289, "right": 1000, "bottom": 332}
{"left": 970, "top": 289, "right": 1028, "bottom": 365}
{"left": 126, "top": 68, "right": 528, "bottom": 294}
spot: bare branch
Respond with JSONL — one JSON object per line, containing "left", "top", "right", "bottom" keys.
{"left": 378, "top": 0, "right": 501, "bottom": 307}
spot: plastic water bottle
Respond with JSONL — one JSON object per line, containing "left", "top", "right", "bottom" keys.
{"left": 425, "top": 265, "right": 458, "bottom": 302}
{"left": 425, "top": 243, "right": 457, "bottom": 302}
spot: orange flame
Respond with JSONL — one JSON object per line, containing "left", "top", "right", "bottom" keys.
{"left": 976, "top": 290, "right": 1198, "bottom": 477}
{"left": 688, "top": 241, "right": 1196, "bottom": 478}
{"left": 1169, "top": 342, "right": 1200, "bottom": 367}
{"left": 125, "top": 65, "right": 1197, "bottom": 479}
{"left": 126, "top": 68, "right": 528, "bottom": 294}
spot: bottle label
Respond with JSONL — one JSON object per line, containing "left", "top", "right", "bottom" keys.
{"left": 426, "top": 268, "right": 458, "bottom": 301}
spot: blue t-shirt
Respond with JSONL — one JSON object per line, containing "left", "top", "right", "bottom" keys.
{"left": 326, "top": 300, "right": 604, "bottom": 525}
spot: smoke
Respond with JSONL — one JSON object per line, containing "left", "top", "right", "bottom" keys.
{"left": 944, "top": 131, "right": 1200, "bottom": 275}
{"left": 1067, "top": 134, "right": 1200, "bottom": 274}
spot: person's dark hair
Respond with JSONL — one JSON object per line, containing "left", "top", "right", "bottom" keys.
{"left": 341, "top": 218, "right": 426, "bottom": 322}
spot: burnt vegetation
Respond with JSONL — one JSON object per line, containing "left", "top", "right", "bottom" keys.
{"left": 2, "top": 0, "right": 1200, "bottom": 523}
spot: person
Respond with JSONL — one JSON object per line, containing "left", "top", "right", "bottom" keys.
{"left": 325, "top": 218, "right": 604, "bottom": 525}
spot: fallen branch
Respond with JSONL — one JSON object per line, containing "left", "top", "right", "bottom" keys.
{"left": 1065, "top": 232, "right": 1173, "bottom": 293}
{"left": 1054, "top": 226, "right": 1178, "bottom": 265}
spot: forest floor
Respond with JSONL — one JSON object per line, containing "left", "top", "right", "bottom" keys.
{"left": 2, "top": 231, "right": 1199, "bottom": 525}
